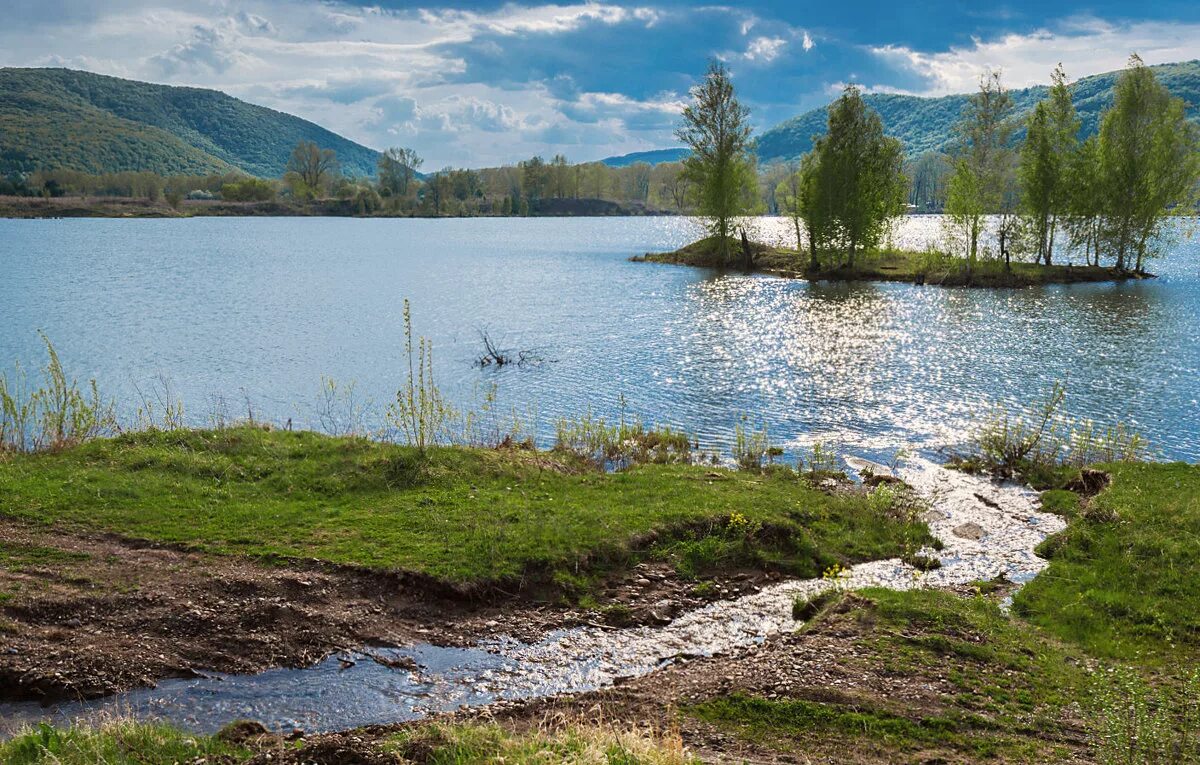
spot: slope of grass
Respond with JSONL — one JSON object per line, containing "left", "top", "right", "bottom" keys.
{"left": 1014, "top": 461, "right": 1200, "bottom": 660}
{"left": 0, "top": 427, "right": 929, "bottom": 587}
{"left": 689, "top": 588, "right": 1091, "bottom": 761}
{"left": 0, "top": 67, "right": 380, "bottom": 177}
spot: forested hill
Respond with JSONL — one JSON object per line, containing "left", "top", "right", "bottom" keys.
{"left": 599, "top": 148, "right": 690, "bottom": 167}
{"left": 0, "top": 68, "right": 380, "bottom": 177}
{"left": 756, "top": 60, "right": 1200, "bottom": 163}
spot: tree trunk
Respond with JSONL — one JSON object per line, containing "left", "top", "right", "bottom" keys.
{"left": 740, "top": 228, "right": 754, "bottom": 270}
{"left": 1046, "top": 217, "right": 1056, "bottom": 266}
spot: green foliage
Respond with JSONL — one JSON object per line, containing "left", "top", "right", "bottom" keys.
{"left": 220, "top": 177, "right": 276, "bottom": 202}
{"left": 1019, "top": 64, "right": 1080, "bottom": 266}
{"left": 0, "top": 720, "right": 248, "bottom": 764}
{"left": 377, "top": 146, "right": 423, "bottom": 198}
{"left": 944, "top": 70, "right": 1017, "bottom": 266}
{"left": 285, "top": 140, "right": 339, "bottom": 199}
{"left": 1094, "top": 55, "right": 1200, "bottom": 272}
{"left": 0, "top": 68, "right": 379, "bottom": 177}
{"left": 676, "top": 61, "right": 756, "bottom": 261}
{"left": 805, "top": 86, "right": 908, "bottom": 268}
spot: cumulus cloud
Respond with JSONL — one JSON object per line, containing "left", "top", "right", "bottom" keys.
{"left": 871, "top": 18, "right": 1200, "bottom": 95}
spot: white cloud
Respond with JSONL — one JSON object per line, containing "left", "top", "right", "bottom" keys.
{"left": 745, "top": 36, "right": 787, "bottom": 63}
{"left": 871, "top": 18, "right": 1200, "bottom": 95}
{"left": 802, "top": 31, "right": 814, "bottom": 52}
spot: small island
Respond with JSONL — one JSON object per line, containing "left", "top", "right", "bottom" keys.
{"left": 652, "top": 58, "right": 1190, "bottom": 290}
{"left": 634, "top": 235, "right": 1148, "bottom": 288}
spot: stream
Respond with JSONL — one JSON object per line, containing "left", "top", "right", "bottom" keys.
{"left": 0, "top": 458, "right": 1065, "bottom": 737}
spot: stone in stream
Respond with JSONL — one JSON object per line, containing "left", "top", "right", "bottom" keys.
{"left": 952, "top": 522, "right": 986, "bottom": 541}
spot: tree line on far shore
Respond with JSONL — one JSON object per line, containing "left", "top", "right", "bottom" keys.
{"left": 1, "top": 144, "right": 699, "bottom": 217}
{"left": 683, "top": 55, "right": 1199, "bottom": 272}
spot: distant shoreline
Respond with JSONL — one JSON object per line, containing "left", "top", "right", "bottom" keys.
{"left": 0, "top": 195, "right": 679, "bottom": 220}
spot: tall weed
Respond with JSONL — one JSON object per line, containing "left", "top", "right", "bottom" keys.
{"left": 0, "top": 334, "right": 115, "bottom": 453}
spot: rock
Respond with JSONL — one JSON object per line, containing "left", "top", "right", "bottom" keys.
{"left": 952, "top": 522, "right": 986, "bottom": 541}
{"left": 63, "top": 618, "right": 82, "bottom": 629}
{"left": 216, "top": 719, "right": 270, "bottom": 744}
{"left": 1067, "top": 468, "right": 1111, "bottom": 497}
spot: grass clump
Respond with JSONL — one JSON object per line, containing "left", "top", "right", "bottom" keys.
{"left": 1089, "top": 667, "right": 1200, "bottom": 765}
{"left": 964, "top": 382, "right": 1147, "bottom": 481}
{"left": 0, "top": 427, "right": 929, "bottom": 589}
{"left": 689, "top": 695, "right": 969, "bottom": 748}
{"left": 385, "top": 721, "right": 697, "bottom": 764}
{"left": 0, "top": 720, "right": 249, "bottom": 764}
{"left": 553, "top": 410, "right": 693, "bottom": 470}
{"left": 1014, "top": 461, "right": 1200, "bottom": 661}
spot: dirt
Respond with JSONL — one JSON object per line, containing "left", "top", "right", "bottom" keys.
{"left": 225, "top": 589, "right": 1092, "bottom": 765}
{"left": 0, "top": 518, "right": 766, "bottom": 703}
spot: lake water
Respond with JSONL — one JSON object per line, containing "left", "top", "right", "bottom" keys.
{"left": 2, "top": 215, "right": 1198, "bottom": 462}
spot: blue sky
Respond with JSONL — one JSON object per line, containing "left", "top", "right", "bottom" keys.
{"left": 2, "top": 1, "right": 1198, "bottom": 167}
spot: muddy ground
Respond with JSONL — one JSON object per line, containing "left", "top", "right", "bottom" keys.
{"left": 0, "top": 518, "right": 770, "bottom": 702}
{"left": 216, "top": 590, "right": 1092, "bottom": 765}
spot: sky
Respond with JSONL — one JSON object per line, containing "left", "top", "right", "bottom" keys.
{"left": 2, "top": 1, "right": 1198, "bottom": 167}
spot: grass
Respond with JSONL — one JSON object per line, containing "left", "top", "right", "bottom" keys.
{"left": 1014, "top": 461, "right": 1200, "bottom": 661}
{"left": 384, "top": 722, "right": 697, "bottom": 764}
{"left": 638, "top": 236, "right": 1136, "bottom": 288}
{"left": 689, "top": 588, "right": 1092, "bottom": 761}
{"left": 0, "top": 541, "right": 89, "bottom": 569}
{"left": 0, "top": 720, "right": 249, "bottom": 764}
{"left": 0, "top": 427, "right": 930, "bottom": 589}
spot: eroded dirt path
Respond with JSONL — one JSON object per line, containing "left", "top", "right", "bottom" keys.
{"left": 0, "top": 518, "right": 767, "bottom": 704}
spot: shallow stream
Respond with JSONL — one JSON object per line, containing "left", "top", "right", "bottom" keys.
{"left": 0, "top": 458, "right": 1065, "bottom": 737}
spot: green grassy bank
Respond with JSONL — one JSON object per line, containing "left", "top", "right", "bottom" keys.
{"left": 0, "top": 427, "right": 927, "bottom": 590}
{"left": 637, "top": 236, "right": 1139, "bottom": 287}
{"left": 5, "top": 439, "right": 1198, "bottom": 762}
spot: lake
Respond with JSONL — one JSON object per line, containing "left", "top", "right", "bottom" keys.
{"left": 2, "top": 215, "right": 1198, "bottom": 462}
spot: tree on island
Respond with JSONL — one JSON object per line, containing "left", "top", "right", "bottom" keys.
{"left": 676, "top": 61, "right": 756, "bottom": 264}
{"left": 1093, "top": 54, "right": 1200, "bottom": 273}
{"left": 944, "top": 70, "right": 1016, "bottom": 273}
{"left": 1019, "top": 64, "right": 1079, "bottom": 266}
{"left": 809, "top": 86, "right": 907, "bottom": 269}
{"left": 377, "top": 147, "right": 423, "bottom": 199}
{"left": 776, "top": 152, "right": 827, "bottom": 270}
{"left": 285, "top": 140, "right": 338, "bottom": 200}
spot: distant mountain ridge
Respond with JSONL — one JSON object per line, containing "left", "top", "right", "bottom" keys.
{"left": 0, "top": 68, "right": 380, "bottom": 177}
{"left": 756, "top": 60, "right": 1200, "bottom": 163}
{"left": 599, "top": 148, "right": 689, "bottom": 167}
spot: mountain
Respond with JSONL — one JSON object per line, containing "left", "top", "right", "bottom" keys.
{"left": 0, "top": 68, "right": 380, "bottom": 177}
{"left": 755, "top": 60, "right": 1200, "bottom": 163}
{"left": 599, "top": 148, "right": 689, "bottom": 167}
